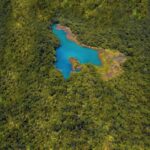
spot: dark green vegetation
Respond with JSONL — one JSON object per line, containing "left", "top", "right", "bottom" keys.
{"left": 0, "top": 0, "right": 150, "bottom": 149}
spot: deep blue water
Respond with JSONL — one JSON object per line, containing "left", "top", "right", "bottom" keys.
{"left": 52, "top": 24, "right": 101, "bottom": 79}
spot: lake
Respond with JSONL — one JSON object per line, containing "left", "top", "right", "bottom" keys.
{"left": 52, "top": 24, "right": 101, "bottom": 79}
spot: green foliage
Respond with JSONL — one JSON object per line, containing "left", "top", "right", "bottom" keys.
{"left": 0, "top": 0, "right": 149, "bottom": 149}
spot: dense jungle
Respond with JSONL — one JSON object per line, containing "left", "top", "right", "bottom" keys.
{"left": 0, "top": 0, "right": 150, "bottom": 149}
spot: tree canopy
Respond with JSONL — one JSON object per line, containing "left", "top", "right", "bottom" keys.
{"left": 0, "top": 0, "right": 149, "bottom": 149}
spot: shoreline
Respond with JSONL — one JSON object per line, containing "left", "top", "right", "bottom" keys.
{"left": 56, "top": 24, "right": 102, "bottom": 51}
{"left": 55, "top": 24, "right": 126, "bottom": 80}
{"left": 56, "top": 24, "right": 104, "bottom": 64}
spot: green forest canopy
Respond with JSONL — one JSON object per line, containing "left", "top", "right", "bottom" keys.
{"left": 0, "top": 0, "right": 150, "bottom": 149}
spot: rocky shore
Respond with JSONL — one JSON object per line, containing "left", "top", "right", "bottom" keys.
{"left": 69, "top": 57, "right": 82, "bottom": 71}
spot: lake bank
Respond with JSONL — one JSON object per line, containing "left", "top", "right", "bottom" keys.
{"left": 52, "top": 24, "right": 101, "bottom": 79}
{"left": 54, "top": 24, "right": 126, "bottom": 80}
{"left": 98, "top": 49, "right": 126, "bottom": 80}
{"left": 56, "top": 24, "right": 101, "bottom": 51}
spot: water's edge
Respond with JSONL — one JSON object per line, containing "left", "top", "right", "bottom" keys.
{"left": 52, "top": 24, "right": 101, "bottom": 79}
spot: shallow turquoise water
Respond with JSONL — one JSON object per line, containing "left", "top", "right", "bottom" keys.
{"left": 52, "top": 24, "right": 101, "bottom": 79}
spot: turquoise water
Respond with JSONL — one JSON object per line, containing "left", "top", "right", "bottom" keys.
{"left": 52, "top": 24, "right": 101, "bottom": 79}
